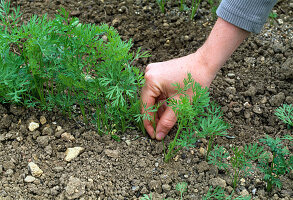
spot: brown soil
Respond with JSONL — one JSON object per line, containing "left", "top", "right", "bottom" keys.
{"left": 1, "top": 0, "right": 292, "bottom": 199}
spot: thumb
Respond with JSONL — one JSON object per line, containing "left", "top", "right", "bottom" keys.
{"left": 155, "top": 106, "right": 177, "bottom": 140}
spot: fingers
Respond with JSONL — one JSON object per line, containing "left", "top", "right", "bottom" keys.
{"left": 155, "top": 106, "right": 177, "bottom": 140}
{"left": 141, "top": 70, "right": 161, "bottom": 139}
{"left": 141, "top": 86, "right": 156, "bottom": 139}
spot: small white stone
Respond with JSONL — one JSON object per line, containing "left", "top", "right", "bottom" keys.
{"left": 277, "top": 19, "right": 283, "bottom": 25}
{"left": 125, "top": 140, "right": 131, "bottom": 146}
{"left": 39, "top": 116, "right": 47, "bottom": 125}
{"left": 65, "top": 147, "right": 84, "bottom": 162}
{"left": 61, "top": 132, "right": 75, "bottom": 141}
{"left": 240, "top": 178, "right": 245, "bottom": 186}
{"left": 56, "top": 126, "right": 62, "bottom": 131}
{"left": 240, "top": 189, "right": 250, "bottom": 197}
{"left": 104, "top": 149, "right": 119, "bottom": 158}
{"left": 28, "top": 162, "right": 43, "bottom": 177}
{"left": 199, "top": 147, "right": 206, "bottom": 157}
{"left": 24, "top": 175, "right": 36, "bottom": 183}
{"left": 252, "top": 188, "right": 257, "bottom": 195}
{"left": 28, "top": 122, "right": 39, "bottom": 132}
{"left": 227, "top": 73, "right": 235, "bottom": 78}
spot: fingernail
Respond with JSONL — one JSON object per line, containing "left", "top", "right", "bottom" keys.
{"left": 156, "top": 132, "right": 165, "bottom": 140}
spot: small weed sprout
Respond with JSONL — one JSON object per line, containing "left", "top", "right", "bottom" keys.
{"left": 202, "top": 186, "right": 251, "bottom": 200}
{"left": 209, "top": 143, "right": 265, "bottom": 189}
{"left": 258, "top": 135, "right": 293, "bottom": 192}
{"left": 207, "top": 0, "right": 222, "bottom": 18}
{"left": 178, "top": 0, "right": 188, "bottom": 12}
{"left": 190, "top": 0, "right": 201, "bottom": 20}
{"left": 197, "top": 102, "right": 230, "bottom": 161}
{"left": 156, "top": 0, "right": 168, "bottom": 13}
{"left": 176, "top": 182, "right": 188, "bottom": 199}
{"left": 140, "top": 193, "right": 152, "bottom": 200}
{"left": 275, "top": 104, "right": 293, "bottom": 128}
{"left": 269, "top": 11, "right": 278, "bottom": 25}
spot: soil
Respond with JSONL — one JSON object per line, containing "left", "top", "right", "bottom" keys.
{"left": 1, "top": 0, "right": 293, "bottom": 199}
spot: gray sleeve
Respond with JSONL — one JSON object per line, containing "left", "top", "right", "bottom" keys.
{"left": 216, "top": 0, "right": 278, "bottom": 33}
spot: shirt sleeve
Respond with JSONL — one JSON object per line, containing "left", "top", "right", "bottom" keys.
{"left": 216, "top": 0, "right": 278, "bottom": 33}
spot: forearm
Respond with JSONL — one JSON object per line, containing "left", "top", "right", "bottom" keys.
{"left": 196, "top": 17, "right": 250, "bottom": 78}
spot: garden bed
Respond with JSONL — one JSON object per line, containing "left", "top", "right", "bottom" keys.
{"left": 0, "top": 0, "right": 292, "bottom": 199}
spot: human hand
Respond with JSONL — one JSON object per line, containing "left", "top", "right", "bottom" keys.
{"left": 141, "top": 50, "right": 216, "bottom": 140}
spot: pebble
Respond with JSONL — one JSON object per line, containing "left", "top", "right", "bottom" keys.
{"left": 227, "top": 73, "right": 235, "bottom": 78}
{"left": 277, "top": 19, "right": 283, "bottom": 25}
{"left": 285, "top": 96, "right": 293, "bottom": 104}
{"left": 104, "top": 149, "right": 119, "bottom": 158}
{"left": 24, "top": 175, "right": 36, "bottom": 183}
{"left": 196, "top": 161, "right": 209, "bottom": 173}
{"left": 131, "top": 185, "right": 139, "bottom": 191}
{"left": 61, "top": 132, "right": 75, "bottom": 141}
{"left": 36, "top": 136, "right": 50, "bottom": 147}
{"left": 28, "top": 162, "right": 43, "bottom": 177}
{"left": 253, "top": 105, "right": 263, "bottom": 114}
{"left": 42, "top": 127, "right": 53, "bottom": 135}
{"left": 44, "top": 145, "right": 53, "bottom": 155}
{"left": 242, "top": 86, "right": 257, "bottom": 97}
{"left": 125, "top": 140, "right": 131, "bottom": 146}
{"left": 3, "top": 161, "right": 15, "bottom": 170}
{"left": 240, "top": 178, "right": 245, "bottom": 186}
{"left": 28, "top": 122, "right": 39, "bottom": 132}
{"left": 209, "top": 177, "right": 226, "bottom": 188}
{"left": 5, "top": 169, "right": 14, "bottom": 176}
{"left": 225, "top": 87, "right": 236, "bottom": 95}
{"left": 39, "top": 116, "right": 47, "bottom": 125}
{"left": 243, "top": 102, "right": 252, "bottom": 108}
{"left": 112, "top": 18, "right": 121, "bottom": 27}
{"left": 252, "top": 188, "right": 257, "bottom": 195}
{"left": 102, "top": 35, "right": 108, "bottom": 42}
{"left": 65, "top": 147, "right": 85, "bottom": 162}
{"left": 240, "top": 189, "right": 250, "bottom": 197}
{"left": 65, "top": 176, "right": 86, "bottom": 200}
{"left": 198, "top": 147, "right": 206, "bottom": 157}
{"left": 163, "top": 23, "right": 169, "bottom": 28}
{"left": 56, "top": 126, "right": 62, "bottom": 131}
{"left": 269, "top": 92, "right": 285, "bottom": 106}
{"left": 162, "top": 184, "right": 171, "bottom": 191}
{"left": 149, "top": 180, "right": 162, "bottom": 193}
{"left": 53, "top": 166, "right": 64, "bottom": 173}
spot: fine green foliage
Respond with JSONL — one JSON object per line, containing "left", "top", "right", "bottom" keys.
{"left": 202, "top": 186, "right": 251, "bottom": 200}
{"left": 209, "top": 144, "right": 265, "bottom": 189}
{"left": 190, "top": 0, "right": 201, "bottom": 20}
{"left": 269, "top": 11, "right": 278, "bottom": 25}
{"left": 140, "top": 193, "right": 153, "bottom": 200}
{"left": 197, "top": 102, "right": 230, "bottom": 160}
{"left": 275, "top": 104, "right": 293, "bottom": 127}
{"left": 157, "top": 0, "right": 168, "bottom": 13}
{"left": 178, "top": 0, "right": 188, "bottom": 12}
{"left": 258, "top": 135, "right": 293, "bottom": 192}
{"left": 140, "top": 182, "right": 187, "bottom": 200}
{"left": 0, "top": 1, "right": 149, "bottom": 135}
{"left": 176, "top": 182, "right": 188, "bottom": 199}
{"left": 164, "top": 74, "right": 210, "bottom": 162}
{"left": 141, "top": 74, "right": 229, "bottom": 163}
{"left": 207, "top": 0, "right": 221, "bottom": 19}
{"left": 156, "top": 0, "right": 201, "bottom": 20}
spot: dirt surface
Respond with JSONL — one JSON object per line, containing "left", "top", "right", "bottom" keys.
{"left": 1, "top": 0, "right": 293, "bottom": 199}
